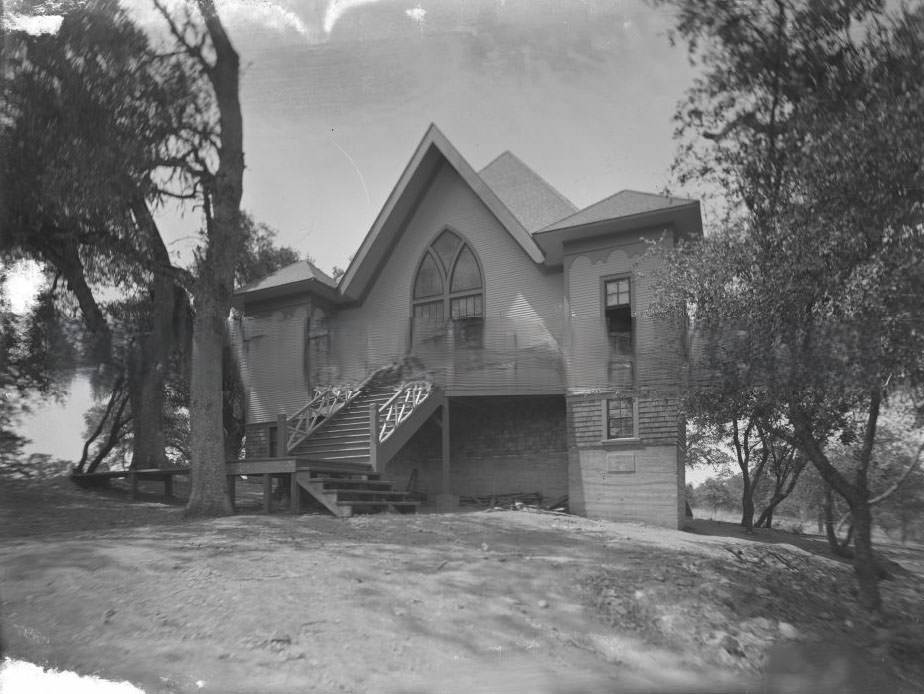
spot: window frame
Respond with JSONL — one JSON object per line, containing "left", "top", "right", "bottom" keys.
{"left": 602, "top": 274, "right": 635, "bottom": 388}
{"left": 602, "top": 396, "right": 639, "bottom": 442}
{"left": 411, "top": 228, "right": 485, "bottom": 345}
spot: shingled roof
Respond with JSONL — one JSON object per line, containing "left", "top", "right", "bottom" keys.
{"left": 233, "top": 259, "right": 338, "bottom": 307}
{"left": 478, "top": 151, "right": 577, "bottom": 233}
{"left": 541, "top": 190, "right": 698, "bottom": 232}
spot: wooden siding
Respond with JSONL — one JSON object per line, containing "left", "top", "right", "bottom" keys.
{"left": 237, "top": 301, "right": 312, "bottom": 424}
{"left": 328, "top": 161, "right": 565, "bottom": 395}
{"left": 563, "top": 231, "right": 685, "bottom": 397}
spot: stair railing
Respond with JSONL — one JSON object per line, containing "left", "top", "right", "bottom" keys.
{"left": 285, "top": 364, "right": 396, "bottom": 453}
{"left": 287, "top": 385, "right": 357, "bottom": 452}
{"left": 377, "top": 380, "right": 433, "bottom": 443}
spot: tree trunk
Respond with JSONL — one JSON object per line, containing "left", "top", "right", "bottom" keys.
{"left": 185, "top": 0, "right": 243, "bottom": 517}
{"left": 852, "top": 502, "right": 880, "bottom": 611}
{"left": 187, "top": 292, "right": 232, "bottom": 515}
{"left": 741, "top": 470, "right": 755, "bottom": 532}
{"left": 127, "top": 277, "right": 175, "bottom": 470}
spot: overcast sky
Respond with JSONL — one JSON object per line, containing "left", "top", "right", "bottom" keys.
{"left": 144, "top": 0, "right": 698, "bottom": 274}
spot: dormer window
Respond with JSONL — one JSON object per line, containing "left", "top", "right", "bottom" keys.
{"left": 412, "top": 230, "right": 484, "bottom": 346}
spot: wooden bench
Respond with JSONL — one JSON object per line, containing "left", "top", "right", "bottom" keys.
{"left": 71, "top": 468, "right": 191, "bottom": 502}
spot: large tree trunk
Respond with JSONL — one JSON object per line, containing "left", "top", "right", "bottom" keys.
{"left": 740, "top": 470, "right": 755, "bottom": 532}
{"left": 127, "top": 276, "right": 175, "bottom": 470}
{"left": 185, "top": 0, "right": 243, "bottom": 516}
{"left": 852, "top": 502, "right": 880, "bottom": 611}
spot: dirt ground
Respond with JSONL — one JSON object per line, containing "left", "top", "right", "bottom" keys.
{"left": 1, "top": 477, "right": 923, "bottom": 694}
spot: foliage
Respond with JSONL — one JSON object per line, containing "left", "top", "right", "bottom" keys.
{"left": 235, "top": 213, "right": 300, "bottom": 288}
{"left": 655, "top": 0, "right": 924, "bottom": 610}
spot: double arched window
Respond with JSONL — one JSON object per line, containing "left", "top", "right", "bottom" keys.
{"left": 412, "top": 229, "right": 484, "bottom": 327}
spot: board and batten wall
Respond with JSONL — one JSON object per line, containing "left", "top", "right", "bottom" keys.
{"left": 563, "top": 229, "right": 686, "bottom": 527}
{"left": 329, "top": 160, "right": 565, "bottom": 395}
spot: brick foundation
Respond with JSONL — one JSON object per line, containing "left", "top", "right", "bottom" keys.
{"left": 386, "top": 395, "right": 569, "bottom": 503}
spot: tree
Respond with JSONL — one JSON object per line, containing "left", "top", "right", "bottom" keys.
{"left": 150, "top": 0, "right": 246, "bottom": 515}
{"left": 655, "top": 0, "right": 924, "bottom": 610}
{"left": 2, "top": 0, "right": 199, "bottom": 472}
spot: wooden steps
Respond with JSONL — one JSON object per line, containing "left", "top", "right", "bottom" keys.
{"left": 295, "top": 465, "right": 419, "bottom": 518}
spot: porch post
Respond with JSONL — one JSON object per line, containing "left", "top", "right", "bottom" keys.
{"left": 276, "top": 413, "right": 288, "bottom": 458}
{"left": 436, "top": 397, "right": 458, "bottom": 511}
{"left": 369, "top": 404, "right": 379, "bottom": 472}
{"left": 441, "top": 399, "right": 450, "bottom": 494}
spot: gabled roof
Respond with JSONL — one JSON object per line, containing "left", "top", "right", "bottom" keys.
{"left": 540, "top": 190, "right": 698, "bottom": 232}
{"left": 339, "top": 124, "right": 546, "bottom": 302}
{"left": 233, "top": 260, "right": 338, "bottom": 307}
{"left": 478, "top": 151, "right": 577, "bottom": 233}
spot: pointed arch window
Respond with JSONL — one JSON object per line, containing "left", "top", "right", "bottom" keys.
{"left": 412, "top": 229, "right": 484, "bottom": 344}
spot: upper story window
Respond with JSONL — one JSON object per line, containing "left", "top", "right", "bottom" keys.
{"left": 412, "top": 230, "right": 484, "bottom": 345}
{"left": 604, "top": 277, "right": 633, "bottom": 386}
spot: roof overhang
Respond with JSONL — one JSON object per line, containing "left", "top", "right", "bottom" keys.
{"left": 533, "top": 201, "right": 703, "bottom": 265}
{"left": 232, "top": 277, "right": 340, "bottom": 310}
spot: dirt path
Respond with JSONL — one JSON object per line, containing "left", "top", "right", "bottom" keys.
{"left": 2, "top": 478, "right": 923, "bottom": 693}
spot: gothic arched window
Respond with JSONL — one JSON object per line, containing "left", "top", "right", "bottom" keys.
{"left": 412, "top": 230, "right": 484, "bottom": 341}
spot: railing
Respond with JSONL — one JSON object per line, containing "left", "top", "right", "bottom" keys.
{"left": 377, "top": 380, "right": 433, "bottom": 443}
{"left": 286, "top": 384, "right": 358, "bottom": 452}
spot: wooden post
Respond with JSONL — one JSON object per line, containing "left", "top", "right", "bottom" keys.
{"left": 290, "top": 473, "right": 301, "bottom": 514}
{"left": 228, "top": 474, "right": 236, "bottom": 512}
{"left": 263, "top": 474, "right": 272, "bottom": 513}
{"left": 441, "top": 399, "right": 450, "bottom": 494}
{"left": 369, "top": 403, "right": 379, "bottom": 472}
{"left": 130, "top": 471, "right": 139, "bottom": 499}
{"left": 276, "top": 413, "right": 288, "bottom": 457}
{"left": 163, "top": 474, "right": 174, "bottom": 501}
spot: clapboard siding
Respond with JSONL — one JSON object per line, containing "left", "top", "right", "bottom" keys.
{"left": 563, "top": 230, "right": 684, "bottom": 395}
{"left": 328, "top": 161, "right": 565, "bottom": 394}
{"left": 239, "top": 302, "right": 312, "bottom": 424}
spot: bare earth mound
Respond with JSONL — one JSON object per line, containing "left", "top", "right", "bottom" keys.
{"left": 1, "top": 477, "right": 923, "bottom": 693}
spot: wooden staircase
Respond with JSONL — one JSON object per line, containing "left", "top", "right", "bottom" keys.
{"left": 287, "top": 367, "right": 442, "bottom": 517}
{"left": 291, "top": 369, "right": 400, "bottom": 466}
{"left": 294, "top": 462, "right": 419, "bottom": 517}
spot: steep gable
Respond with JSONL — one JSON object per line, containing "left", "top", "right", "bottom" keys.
{"left": 478, "top": 151, "right": 577, "bottom": 233}
{"left": 338, "top": 125, "right": 547, "bottom": 303}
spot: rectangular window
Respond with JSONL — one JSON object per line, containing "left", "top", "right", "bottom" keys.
{"left": 604, "top": 277, "right": 633, "bottom": 388}
{"left": 606, "top": 397, "right": 635, "bottom": 440}
{"left": 605, "top": 278, "right": 632, "bottom": 353}
{"left": 450, "top": 294, "right": 483, "bottom": 320}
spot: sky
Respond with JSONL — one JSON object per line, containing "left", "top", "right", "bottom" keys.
{"left": 11, "top": 0, "right": 714, "bottom": 482}
{"left": 140, "top": 0, "right": 699, "bottom": 274}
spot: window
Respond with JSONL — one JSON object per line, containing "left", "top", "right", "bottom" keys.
{"left": 412, "top": 230, "right": 484, "bottom": 346}
{"left": 606, "top": 397, "right": 635, "bottom": 440}
{"left": 604, "top": 277, "right": 633, "bottom": 386}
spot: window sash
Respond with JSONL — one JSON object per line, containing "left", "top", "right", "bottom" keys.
{"left": 606, "top": 397, "right": 635, "bottom": 439}
{"left": 605, "top": 278, "right": 631, "bottom": 307}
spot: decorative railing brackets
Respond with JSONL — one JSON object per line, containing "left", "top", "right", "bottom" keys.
{"left": 377, "top": 380, "right": 433, "bottom": 443}
{"left": 287, "top": 385, "right": 357, "bottom": 452}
